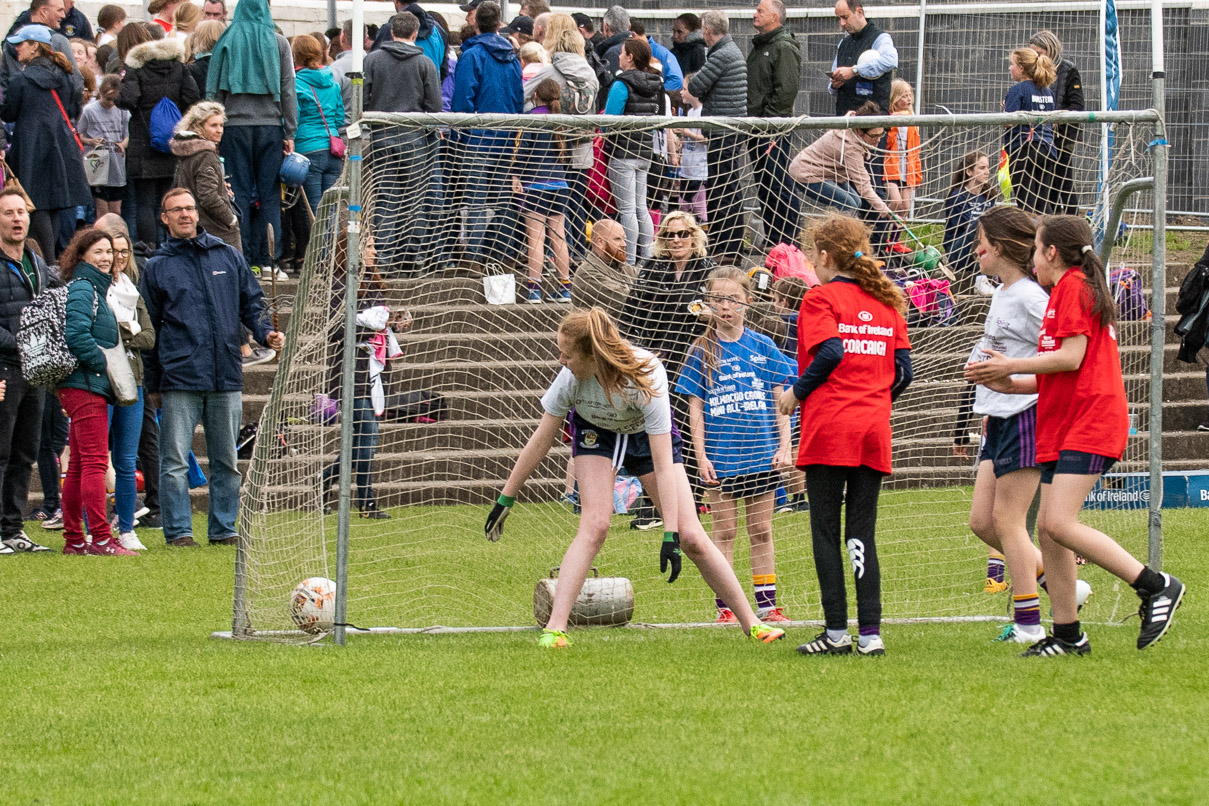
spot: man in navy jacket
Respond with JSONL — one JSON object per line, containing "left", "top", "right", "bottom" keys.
{"left": 139, "top": 188, "right": 283, "bottom": 547}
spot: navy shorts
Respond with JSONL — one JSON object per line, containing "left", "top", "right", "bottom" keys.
{"left": 519, "top": 186, "right": 569, "bottom": 217}
{"left": 570, "top": 412, "right": 682, "bottom": 477}
{"left": 715, "top": 470, "right": 781, "bottom": 499}
{"left": 1038, "top": 451, "right": 1117, "bottom": 485}
{"left": 978, "top": 406, "right": 1038, "bottom": 478}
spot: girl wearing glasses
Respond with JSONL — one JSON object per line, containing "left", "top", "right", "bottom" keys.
{"left": 777, "top": 214, "right": 913, "bottom": 656}
{"left": 676, "top": 267, "right": 796, "bottom": 624}
{"left": 103, "top": 227, "right": 156, "bottom": 551}
{"left": 484, "top": 307, "right": 787, "bottom": 649}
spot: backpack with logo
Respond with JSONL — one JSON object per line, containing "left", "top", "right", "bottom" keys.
{"left": 17, "top": 282, "right": 96, "bottom": 388}
{"left": 149, "top": 96, "right": 183, "bottom": 153}
{"left": 1110, "top": 267, "right": 1151, "bottom": 321}
{"left": 585, "top": 48, "right": 613, "bottom": 112}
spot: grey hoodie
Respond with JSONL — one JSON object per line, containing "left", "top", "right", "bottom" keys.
{"left": 363, "top": 40, "right": 441, "bottom": 114}
{"left": 522, "top": 52, "right": 600, "bottom": 169}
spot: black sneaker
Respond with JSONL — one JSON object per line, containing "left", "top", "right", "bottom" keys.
{"left": 629, "top": 515, "right": 663, "bottom": 531}
{"left": 796, "top": 631, "right": 853, "bottom": 656}
{"left": 1197, "top": 419, "right": 1209, "bottom": 432}
{"left": 359, "top": 502, "right": 391, "bottom": 520}
{"left": 1136, "top": 573, "right": 1185, "bottom": 650}
{"left": 139, "top": 512, "right": 161, "bottom": 529}
{"left": 26, "top": 506, "right": 49, "bottom": 521}
{"left": 1020, "top": 633, "right": 1090, "bottom": 657}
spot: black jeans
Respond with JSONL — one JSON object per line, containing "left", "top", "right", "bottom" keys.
{"left": 805, "top": 463, "right": 884, "bottom": 631}
{"left": 750, "top": 136, "right": 803, "bottom": 249}
{"left": 138, "top": 400, "right": 160, "bottom": 517}
{"left": 0, "top": 367, "right": 45, "bottom": 537}
{"left": 706, "top": 133, "right": 745, "bottom": 264}
{"left": 133, "top": 177, "right": 172, "bottom": 247}
{"left": 36, "top": 390, "right": 69, "bottom": 511}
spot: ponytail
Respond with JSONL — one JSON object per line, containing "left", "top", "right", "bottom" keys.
{"left": 808, "top": 214, "right": 907, "bottom": 315}
{"left": 560, "top": 308, "right": 658, "bottom": 401}
{"left": 690, "top": 266, "right": 751, "bottom": 385}
{"left": 31, "top": 42, "right": 73, "bottom": 75}
{"left": 1038, "top": 215, "right": 1116, "bottom": 327}
{"left": 1012, "top": 47, "right": 1056, "bottom": 90}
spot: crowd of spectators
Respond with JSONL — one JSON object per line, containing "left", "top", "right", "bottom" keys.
{"left": 0, "top": 0, "right": 1146, "bottom": 553}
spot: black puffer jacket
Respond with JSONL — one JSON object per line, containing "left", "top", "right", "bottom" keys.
{"left": 619, "top": 255, "right": 715, "bottom": 379}
{"left": 118, "top": 39, "right": 201, "bottom": 179}
{"left": 0, "top": 245, "right": 54, "bottom": 369}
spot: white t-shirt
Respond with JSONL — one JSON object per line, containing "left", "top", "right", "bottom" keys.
{"left": 968, "top": 277, "right": 1049, "bottom": 418}
{"left": 540, "top": 347, "right": 672, "bottom": 435}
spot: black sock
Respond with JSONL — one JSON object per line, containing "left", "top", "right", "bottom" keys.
{"left": 1132, "top": 566, "right": 1165, "bottom": 595}
{"left": 1053, "top": 621, "right": 1081, "bottom": 643}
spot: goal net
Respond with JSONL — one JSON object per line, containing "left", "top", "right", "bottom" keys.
{"left": 232, "top": 109, "right": 1163, "bottom": 642}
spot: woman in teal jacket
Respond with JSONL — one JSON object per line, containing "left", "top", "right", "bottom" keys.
{"left": 57, "top": 230, "right": 135, "bottom": 557}
{"left": 293, "top": 35, "right": 346, "bottom": 213}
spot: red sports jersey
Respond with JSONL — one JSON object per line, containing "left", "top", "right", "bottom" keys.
{"left": 796, "top": 278, "right": 910, "bottom": 473}
{"left": 1036, "top": 269, "right": 1129, "bottom": 462}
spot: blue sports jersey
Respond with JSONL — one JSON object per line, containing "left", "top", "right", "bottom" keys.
{"left": 675, "top": 328, "right": 796, "bottom": 477}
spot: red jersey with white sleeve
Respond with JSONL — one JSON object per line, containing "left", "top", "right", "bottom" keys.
{"left": 1035, "top": 268, "right": 1129, "bottom": 462}
{"left": 796, "top": 278, "right": 910, "bottom": 474}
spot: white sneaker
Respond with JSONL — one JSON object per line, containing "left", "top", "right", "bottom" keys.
{"left": 1075, "top": 579, "right": 1092, "bottom": 610}
{"left": 273, "top": 267, "right": 289, "bottom": 281}
{"left": 117, "top": 531, "right": 147, "bottom": 551}
{"left": 134, "top": 506, "right": 150, "bottom": 520}
{"left": 974, "top": 275, "right": 998, "bottom": 296}
{"left": 3, "top": 532, "right": 52, "bottom": 552}
{"left": 994, "top": 622, "right": 1046, "bottom": 644}
{"left": 856, "top": 635, "right": 885, "bottom": 656}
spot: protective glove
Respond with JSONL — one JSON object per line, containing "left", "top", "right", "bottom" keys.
{"left": 660, "top": 531, "right": 681, "bottom": 583}
{"left": 485, "top": 493, "right": 515, "bottom": 542}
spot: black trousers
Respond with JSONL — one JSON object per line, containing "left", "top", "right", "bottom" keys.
{"left": 36, "top": 390, "right": 69, "bottom": 511}
{"left": 705, "top": 133, "right": 745, "bottom": 264}
{"left": 0, "top": 367, "right": 45, "bottom": 537}
{"left": 138, "top": 400, "right": 160, "bottom": 517}
{"left": 805, "top": 463, "right": 884, "bottom": 631}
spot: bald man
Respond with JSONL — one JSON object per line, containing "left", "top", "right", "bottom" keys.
{"left": 571, "top": 218, "right": 637, "bottom": 321}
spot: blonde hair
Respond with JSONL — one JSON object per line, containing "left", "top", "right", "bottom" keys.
{"left": 689, "top": 266, "right": 751, "bottom": 385}
{"left": 174, "top": 1, "right": 201, "bottom": 35}
{"left": 544, "top": 13, "right": 584, "bottom": 57}
{"left": 176, "top": 99, "right": 226, "bottom": 134}
{"left": 559, "top": 308, "right": 658, "bottom": 402}
{"left": 518, "top": 41, "right": 549, "bottom": 66}
{"left": 185, "top": 19, "right": 224, "bottom": 60}
{"left": 1011, "top": 47, "right": 1056, "bottom": 89}
{"left": 889, "top": 78, "right": 913, "bottom": 113}
{"left": 653, "top": 211, "right": 707, "bottom": 259}
{"left": 807, "top": 214, "right": 907, "bottom": 315}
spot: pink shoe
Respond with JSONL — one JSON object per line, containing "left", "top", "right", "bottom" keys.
{"left": 86, "top": 539, "right": 137, "bottom": 556}
{"left": 715, "top": 608, "right": 738, "bottom": 624}
{"left": 62, "top": 542, "right": 89, "bottom": 555}
{"left": 758, "top": 607, "right": 792, "bottom": 623}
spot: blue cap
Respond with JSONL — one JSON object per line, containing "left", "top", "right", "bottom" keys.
{"left": 6, "top": 25, "right": 54, "bottom": 45}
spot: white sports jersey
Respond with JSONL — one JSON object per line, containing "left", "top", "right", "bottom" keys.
{"left": 540, "top": 347, "right": 672, "bottom": 435}
{"left": 968, "top": 278, "right": 1049, "bottom": 418}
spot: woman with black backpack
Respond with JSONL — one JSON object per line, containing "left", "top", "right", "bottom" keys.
{"left": 118, "top": 28, "right": 200, "bottom": 249}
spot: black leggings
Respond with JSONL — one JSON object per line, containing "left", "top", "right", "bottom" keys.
{"left": 805, "top": 463, "right": 884, "bottom": 631}
{"left": 133, "top": 177, "right": 172, "bottom": 247}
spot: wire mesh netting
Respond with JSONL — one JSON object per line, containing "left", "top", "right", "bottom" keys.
{"left": 234, "top": 110, "right": 1162, "bottom": 642}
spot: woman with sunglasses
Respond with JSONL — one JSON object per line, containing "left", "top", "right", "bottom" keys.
{"left": 788, "top": 101, "right": 894, "bottom": 246}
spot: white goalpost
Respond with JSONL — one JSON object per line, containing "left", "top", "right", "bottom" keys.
{"left": 219, "top": 3, "right": 1170, "bottom": 644}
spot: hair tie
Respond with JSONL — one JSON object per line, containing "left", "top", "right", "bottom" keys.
{"left": 853, "top": 251, "right": 863, "bottom": 259}
{"left": 1081, "top": 245, "right": 1094, "bottom": 255}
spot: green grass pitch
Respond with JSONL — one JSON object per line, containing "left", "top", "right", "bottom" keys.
{"left": 1, "top": 505, "right": 1205, "bottom": 804}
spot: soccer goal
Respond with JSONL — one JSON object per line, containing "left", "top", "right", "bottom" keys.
{"left": 226, "top": 105, "right": 1167, "bottom": 643}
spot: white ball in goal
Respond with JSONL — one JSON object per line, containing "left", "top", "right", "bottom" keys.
{"left": 290, "top": 577, "right": 336, "bottom": 634}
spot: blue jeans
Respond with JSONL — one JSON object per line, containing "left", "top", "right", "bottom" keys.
{"left": 321, "top": 398, "right": 379, "bottom": 507}
{"left": 802, "top": 180, "right": 863, "bottom": 213}
{"left": 108, "top": 387, "right": 145, "bottom": 532}
{"left": 461, "top": 138, "right": 515, "bottom": 263}
{"left": 221, "top": 125, "right": 284, "bottom": 266}
{"left": 37, "top": 389, "right": 69, "bottom": 511}
{"left": 301, "top": 148, "right": 343, "bottom": 214}
{"left": 159, "top": 390, "right": 242, "bottom": 542}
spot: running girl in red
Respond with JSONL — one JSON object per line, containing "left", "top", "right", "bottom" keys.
{"left": 966, "top": 215, "right": 1185, "bottom": 655}
{"left": 777, "top": 214, "right": 913, "bottom": 657}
